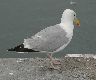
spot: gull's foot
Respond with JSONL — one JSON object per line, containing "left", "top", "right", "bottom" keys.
{"left": 52, "top": 60, "right": 61, "bottom": 65}
{"left": 49, "top": 62, "right": 60, "bottom": 70}
{"left": 49, "top": 60, "right": 61, "bottom": 70}
{"left": 47, "top": 53, "right": 61, "bottom": 70}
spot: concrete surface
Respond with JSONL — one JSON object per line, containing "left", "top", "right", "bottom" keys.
{"left": 0, "top": 54, "right": 96, "bottom": 80}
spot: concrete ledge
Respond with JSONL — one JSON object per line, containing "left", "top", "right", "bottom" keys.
{"left": 0, "top": 54, "right": 96, "bottom": 80}
{"left": 65, "top": 54, "right": 96, "bottom": 59}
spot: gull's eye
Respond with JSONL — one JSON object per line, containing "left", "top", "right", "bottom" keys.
{"left": 74, "top": 14, "right": 75, "bottom": 16}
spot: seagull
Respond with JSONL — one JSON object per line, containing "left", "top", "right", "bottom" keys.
{"left": 7, "top": 9, "right": 80, "bottom": 69}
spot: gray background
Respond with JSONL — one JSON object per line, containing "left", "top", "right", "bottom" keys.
{"left": 0, "top": 0, "right": 96, "bottom": 58}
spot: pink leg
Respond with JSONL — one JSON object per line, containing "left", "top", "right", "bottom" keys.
{"left": 47, "top": 53, "right": 61, "bottom": 65}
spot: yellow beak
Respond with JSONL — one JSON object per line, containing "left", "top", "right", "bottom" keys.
{"left": 74, "top": 18, "right": 80, "bottom": 27}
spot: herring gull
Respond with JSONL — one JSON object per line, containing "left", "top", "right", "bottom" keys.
{"left": 8, "top": 9, "right": 80, "bottom": 68}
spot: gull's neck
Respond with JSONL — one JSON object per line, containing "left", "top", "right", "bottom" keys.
{"left": 59, "top": 22, "right": 74, "bottom": 33}
{"left": 60, "top": 10, "right": 74, "bottom": 33}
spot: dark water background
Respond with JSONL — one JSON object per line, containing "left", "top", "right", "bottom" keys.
{"left": 0, "top": 0, "right": 96, "bottom": 58}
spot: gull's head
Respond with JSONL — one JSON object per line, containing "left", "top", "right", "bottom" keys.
{"left": 61, "top": 9, "right": 80, "bottom": 27}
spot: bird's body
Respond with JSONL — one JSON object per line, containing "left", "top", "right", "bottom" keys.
{"left": 23, "top": 24, "right": 73, "bottom": 53}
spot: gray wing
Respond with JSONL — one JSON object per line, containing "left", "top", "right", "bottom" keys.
{"left": 24, "top": 24, "right": 70, "bottom": 52}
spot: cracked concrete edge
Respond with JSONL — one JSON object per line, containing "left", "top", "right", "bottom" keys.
{"left": 65, "top": 54, "right": 96, "bottom": 59}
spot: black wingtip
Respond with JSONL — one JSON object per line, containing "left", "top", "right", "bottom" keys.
{"left": 7, "top": 48, "right": 15, "bottom": 51}
{"left": 7, "top": 44, "right": 39, "bottom": 52}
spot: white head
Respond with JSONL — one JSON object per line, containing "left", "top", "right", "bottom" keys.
{"left": 61, "top": 9, "right": 80, "bottom": 27}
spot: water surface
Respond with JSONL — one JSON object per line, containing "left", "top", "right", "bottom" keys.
{"left": 0, "top": 0, "right": 96, "bottom": 57}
